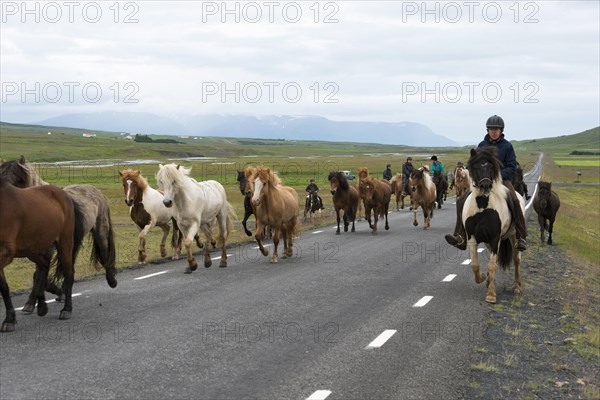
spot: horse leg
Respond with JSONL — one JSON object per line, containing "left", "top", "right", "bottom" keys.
{"left": 255, "top": 223, "right": 269, "bottom": 257}
{"left": 159, "top": 223, "right": 170, "bottom": 258}
{"left": 271, "top": 229, "right": 280, "bottom": 264}
{"left": 284, "top": 225, "right": 294, "bottom": 258}
{"left": 335, "top": 208, "right": 341, "bottom": 235}
{"left": 412, "top": 205, "right": 419, "bottom": 227}
{"left": 547, "top": 216, "right": 555, "bottom": 245}
{"left": 371, "top": 208, "right": 379, "bottom": 235}
{"left": 200, "top": 225, "right": 213, "bottom": 269}
{"left": 538, "top": 214, "right": 546, "bottom": 244}
{"left": 138, "top": 233, "right": 147, "bottom": 264}
{"left": 468, "top": 240, "right": 486, "bottom": 284}
{"left": 512, "top": 246, "right": 522, "bottom": 295}
{"left": 183, "top": 235, "right": 198, "bottom": 274}
{"left": 170, "top": 221, "right": 181, "bottom": 260}
{"left": 0, "top": 269, "right": 16, "bottom": 332}
{"left": 384, "top": 206, "right": 389, "bottom": 231}
{"left": 343, "top": 208, "right": 350, "bottom": 232}
{"left": 485, "top": 253, "right": 498, "bottom": 304}
{"left": 242, "top": 199, "right": 253, "bottom": 236}
{"left": 57, "top": 249, "right": 75, "bottom": 321}
{"left": 217, "top": 215, "right": 228, "bottom": 268}
{"left": 32, "top": 258, "right": 49, "bottom": 317}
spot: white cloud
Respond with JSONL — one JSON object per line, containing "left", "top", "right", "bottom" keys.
{"left": 1, "top": 0, "right": 598, "bottom": 141}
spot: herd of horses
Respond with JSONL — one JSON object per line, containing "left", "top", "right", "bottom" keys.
{"left": 0, "top": 152, "right": 561, "bottom": 332}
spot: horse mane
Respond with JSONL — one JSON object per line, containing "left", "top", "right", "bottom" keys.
{"left": 390, "top": 173, "right": 402, "bottom": 184}
{"left": 411, "top": 169, "right": 435, "bottom": 191}
{"left": 0, "top": 156, "right": 48, "bottom": 187}
{"left": 255, "top": 165, "right": 282, "bottom": 186}
{"left": 468, "top": 147, "right": 503, "bottom": 183}
{"left": 157, "top": 164, "right": 192, "bottom": 186}
{"left": 328, "top": 171, "right": 349, "bottom": 191}
{"left": 120, "top": 169, "right": 149, "bottom": 191}
{"left": 358, "top": 167, "right": 369, "bottom": 180}
{"left": 538, "top": 181, "right": 552, "bottom": 191}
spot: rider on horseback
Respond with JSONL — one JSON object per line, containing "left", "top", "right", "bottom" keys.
{"left": 445, "top": 115, "right": 528, "bottom": 252}
{"left": 306, "top": 178, "right": 325, "bottom": 210}
{"left": 430, "top": 155, "right": 445, "bottom": 175}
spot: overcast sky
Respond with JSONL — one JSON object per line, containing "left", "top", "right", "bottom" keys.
{"left": 1, "top": 0, "right": 599, "bottom": 142}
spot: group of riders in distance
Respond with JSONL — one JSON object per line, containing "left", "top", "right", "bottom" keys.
{"left": 0, "top": 114, "right": 560, "bottom": 332}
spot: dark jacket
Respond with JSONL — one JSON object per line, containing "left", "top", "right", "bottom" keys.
{"left": 402, "top": 162, "right": 414, "bottom": 179}
{"left": 306, "top": 183, "right": 319, "bottom": 193}
{"left": 383, "top": 167, "right": 392, "bottom": 181}
{"left": 478, "top": 133, "right": 517, "bottom": 181}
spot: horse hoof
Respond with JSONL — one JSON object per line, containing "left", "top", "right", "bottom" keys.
{"left": 245, "top": 231, "right": 252, "bottom": 237}
{"left": 351, "top": 227, "right": 355, "bottom": 232}
{"left": 475, "top": 273, "right": 486, "bottom": 284}
{"left": 547, "top": 240, "right": 553, "bottom": 245}
{"left": 260, "top": 248, "right": 269, "bottom": 257}
{"left": 219, "top": 261, "right": 227, "bottom": 268}
{"left": 22, "top": 304, "right": 35, "bottom": 314}
{"left": 160, "top": 249, "right": 167, "bottom": 257}
{"left": 37, "top": 303, "right": 48, "bottom": 317}
{"left": 1, "top": 322, "right": 15, "bottom": 333}
{"left": 413, "top": 222, "right": 418, "bottom": 227}
{"left": 270, "top": 257, "right": 278, "bottom": 264}
{"left": 344, "top": 226, "right": 348, "bottom": 232}
{"left": 385, "top": 225, "right": 389, "bottom": 231}
{"left": 485, "top": 296, "right": 496, "bottom": 304}
{"left": 59, "top": 310, "right": 71, "bottom": 320}
{"left": 336, "top": 230, "right": 340, "bottom": 235}
{"left": 107, "top": 277, "right": 118, "bottom": 288}
{"left": 184, "top": 267, "right": 192, "bottom": 274}
{"left": 513, "top": 287, "right": 522, "bottom": 295}
{"left": 203, "top": 261, "right": 211, "bottom": 269}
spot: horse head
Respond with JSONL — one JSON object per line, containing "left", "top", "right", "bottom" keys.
{"left": 408, "top": 169, "right": 425, "bottom": 193}
{"left": 119, "top": 169, "right": 147, "bottom": 207}
{"left": 359, "top": 176, "right": 377, "bottom": 202}
{"left": 236, "top": 170, "right": 246, "bottom": 195}
{"left": 328, "top": 171, "right": 348, "bottom": 195}
{"left": 468, "top": 148, "right": 502, "bottom": 195}
{"left": 0, "top": 156, "right": 46, "bottom": 188}
{"left": 358, "top": 167, "right": 369, "bottom": 180}
{"left": 537, "top": 181, "right": 552, "bottom": 209}
{"left": 156, "top": 163, "right": 191, "bottom": 208}
{"left": 251, "top": 166, "right": 278, "bottom": 206}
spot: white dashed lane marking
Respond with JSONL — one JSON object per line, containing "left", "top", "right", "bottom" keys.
{"left": 413, "top": 296, "right": 433, "bottom": 308}
{"left": 306, "top": 390, "right": 332, "bottom": 400}
{"left": 442, "top": 274, "right": 457, "bottom": 282}
{"left": 15, "top": 292, "right": 83, "bottom": 311}
{"left": 462, "top": 259, "right": 471, "bottom": 265}
{"left": 365, "top": 329, "right": 397, "bottom": 349}
{"left": 134, "top": 270, "right": 169, "bottom": 280}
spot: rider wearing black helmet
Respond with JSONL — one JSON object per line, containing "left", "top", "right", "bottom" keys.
{"left": 445, "top": 115, "right": 527, "bottom": 251}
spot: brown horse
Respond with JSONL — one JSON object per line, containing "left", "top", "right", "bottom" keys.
{"left": 0, "top": 178, "right": 86, "bottom": 332}
{"left": 390, "top": 173, "right": 409, "bottom": 210}
{"left": 250, "top": 166, "right": 299, "bottom": 263}
{"left": 408, "top": 169, "right": 436, "bottom": 229}
{"left": 451, "top": 165, "right": 471, "bottom": 197}
{"left": 533, "top": 181, "right": 560, "bottom": 245}
{"left": 328, "top": 171, "right": 360, "bottom": 234}
{"left": 358, "top": 176, "right": 391, "bottom": 235}
{"left": 1, "top": 157, "right": 117, "bottom": 310}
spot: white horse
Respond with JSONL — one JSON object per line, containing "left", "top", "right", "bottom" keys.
{"left": 156, "top": 164, "right": 235, "bottom": 273}
{"left": 463, "top": 148, "right": 524, "bottom": 304}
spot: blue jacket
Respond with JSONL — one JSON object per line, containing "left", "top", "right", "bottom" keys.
{"left": 478, "top": 133, "right": 517, "bottom": 181}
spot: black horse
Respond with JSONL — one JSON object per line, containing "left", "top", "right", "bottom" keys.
{"left": 513, "top": 163, "right": 530, "bottom": 200}
{"left": 432, "top": 170, "right": 448, "bottom": 209}
{"left": 533, "top": 181, "right": 560, "bottom": 245}
{"left": 236, "top": 170, "right": 254, "bottom": 236}
{"left": 304, "top": 190, "right": 321, "bottom": 221}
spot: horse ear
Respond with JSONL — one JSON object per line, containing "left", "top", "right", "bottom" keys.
{"left": 136, "top": 170, "right": 141, "bottom": 174}
{"left": 176, "top": 164, "right": 181, "bottom": 170}
{"left": 470, "top": 148, "right": 476, "bottom": 157}
{"left": 19, "top": 155, "right": 26, "bottom": 164}
{"left": 118, "top": 171, "right": 123, "bottom": 177}
{"left": 159, "top": 164, "right": 164, "bottom": 169}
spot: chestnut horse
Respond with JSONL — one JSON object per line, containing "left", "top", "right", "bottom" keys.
{"left": 533, "top": 181, "right": 560, "bottom": 245}
{"left": 250, "top": 166, "right": 299, "bottom": 263}
{"left": 390, "top": 173, "right": 409, "bottom": 210}
{"left": 328, "top": 171, "right": 360, "bottom": 234}
{"left": 1, "top": 157, "right": 117, "bottom": 311}
{"left": 451, "top": 165, "right": 471, "bottom": 197}
{"left": 358, "top": 176, "right": 391, "bottom": 235}
{"left": 0, "top": 178, "right": 86, "bottom": 332}
{"left": 463, "top": 147, "right": 524, "bottom": 303}
{"left": 408, "top": 169, "right": 436, "bottom": 229}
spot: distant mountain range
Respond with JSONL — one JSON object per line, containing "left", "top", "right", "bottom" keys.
{"left": 35, "top": 111, "right": 459, "bottom": 146}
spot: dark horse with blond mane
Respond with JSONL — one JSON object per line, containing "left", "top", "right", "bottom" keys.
{"left": 463, "top": 147, "right": 524, "bottom": 303}
{"left": 250, "top": 166, "right": 299, "bottom": 263}
{"left": 408, "top": 169, "right": 436, "bottom": 229}
{"left": 0, "top": 177, "right": 86, "bottom": 332}
{"left": 328, "top": 171, "right": 360, "bottom": 234}
{"left": 358, "top": 176, "right": 391, "bottom": 235}
{"left": 533, "top": 181, "right": 560, "bottom": 245}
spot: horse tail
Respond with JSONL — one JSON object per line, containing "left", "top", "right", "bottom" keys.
{"left": 52, "top": 198, "right": 87, "bottom": 283}
{"left": 216, "top": 202, "right": 236, "bottom": 248}
{"left": 498, "top": 238, "right": 513, "bottom": 271}
{"left": 90, "top": 206, "right": 116, "bottom": 272}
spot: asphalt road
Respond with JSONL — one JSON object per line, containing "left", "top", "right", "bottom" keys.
{"left": 0, "top": 159, "right": 542, "bottom": 400}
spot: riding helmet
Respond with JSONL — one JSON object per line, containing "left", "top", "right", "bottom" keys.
{"left": 431, "top": 155, "right": 438, "bottom": 161}
{"left": 486, "top": 115, "right": 505, "bottom": 129}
